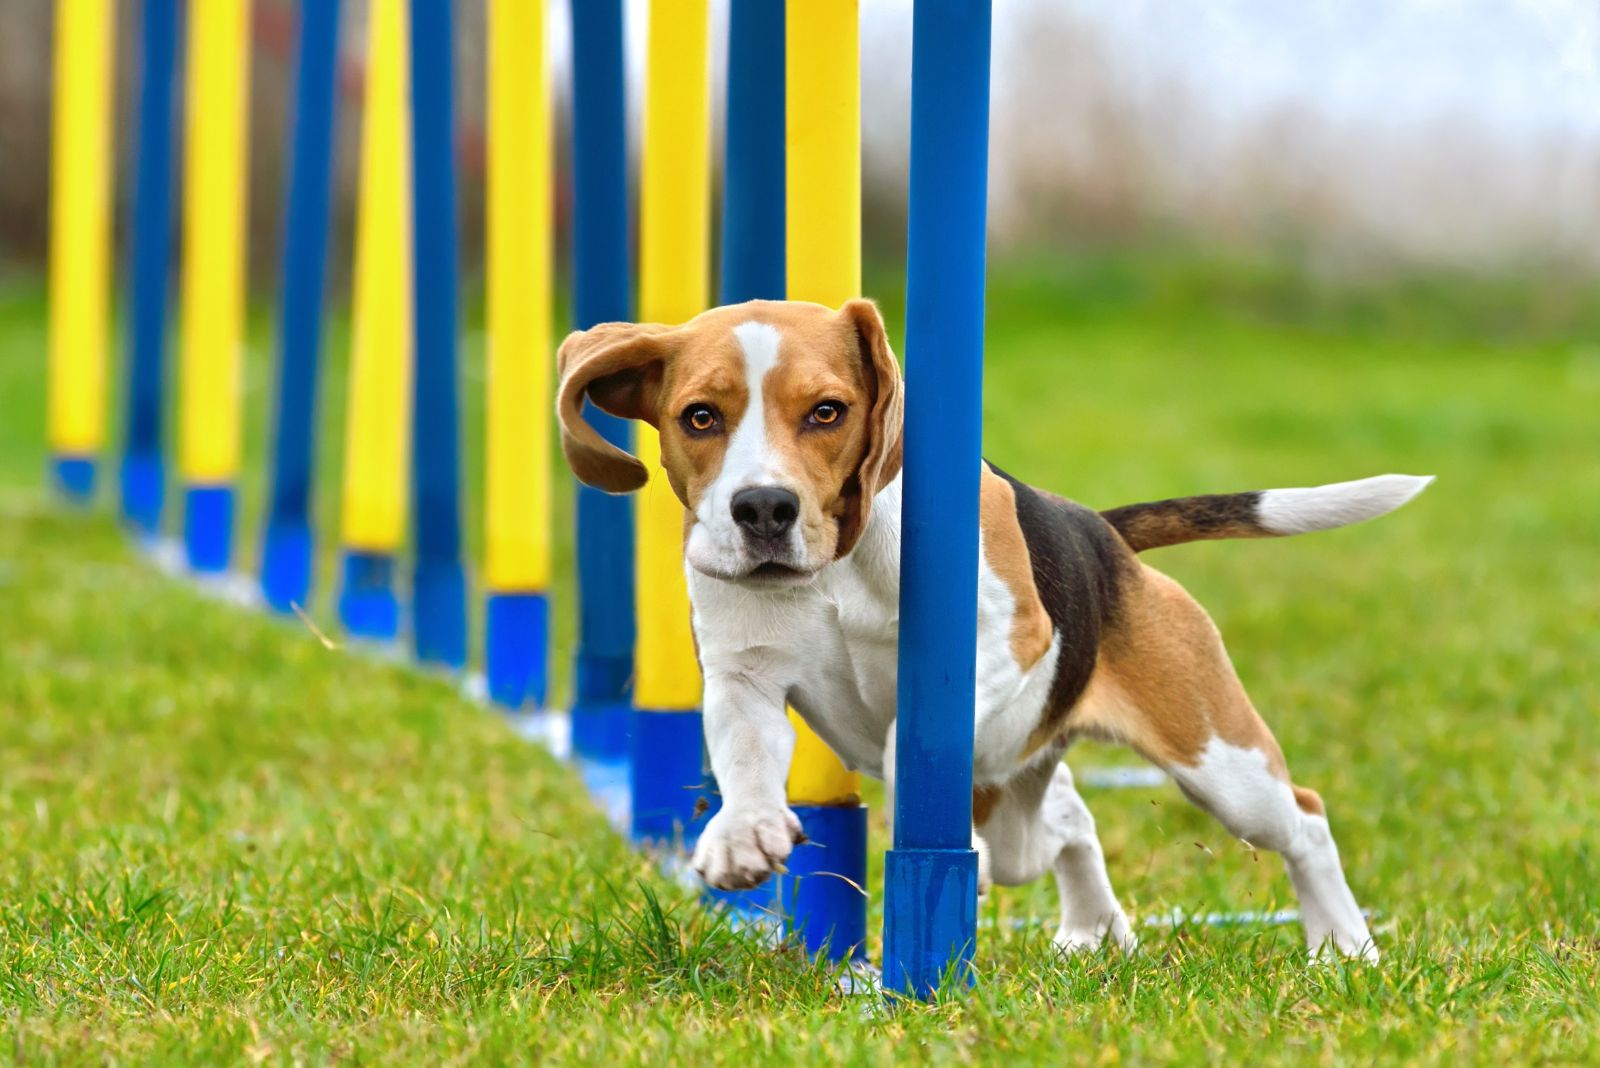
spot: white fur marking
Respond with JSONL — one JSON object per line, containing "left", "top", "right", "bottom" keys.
{"left": 1169, "top": 738, "right": 1378, "bottom": 961}
{"left": 686, "top": 321, "right": 797, "bottom": 576}
{"left": 1257, "top": 473, "right": 1433, "bottom": 536}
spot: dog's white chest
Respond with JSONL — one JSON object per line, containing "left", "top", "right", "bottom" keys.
{"left": 688, "top": 494, "right": 1060, "bottom": 785}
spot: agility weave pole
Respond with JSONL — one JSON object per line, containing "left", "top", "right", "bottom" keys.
{"left": 338, "top": 0, "right": 412, "bottom": 643}
{"left": 261, "top": 0, "right": 343, "bottom": 616}
{"left": 629, "top": 0, "right": 713, "bottom": 846}
{"left": 883, "top": 0, "right": 993, "bottom": 998}
{"left": 120, "top": 0, "right": 179, "bottom": 538}
{"left": 566, "top": 0, "right": 637, "bottom": 772}
{"left": 177, "top": 0, "right": 253, "bottom": 575}
{"left": 47, "top": 0, "right": 116, "bottom": 504}
{"left": 408, "top": 0, "right": 469, "bottom": 669}
{"left": 484, "top": 0, "right": 555, "bottom": 712}
{"left": 781, "top": 0, "right": 871, "bottom": 961}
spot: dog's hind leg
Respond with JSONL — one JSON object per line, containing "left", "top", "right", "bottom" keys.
{"left": 1080, "top": 564, "right": 1378, "bottom": 962}
{"left": 981, "top": 758, "right": 1137, "bottom": 955}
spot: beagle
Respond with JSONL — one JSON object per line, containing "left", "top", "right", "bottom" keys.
{"left": 556, "top": 298, "right": 1429, "bottom": 961}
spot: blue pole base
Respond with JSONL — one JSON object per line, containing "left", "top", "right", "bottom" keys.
{"left": 485, "top": 591, "right": 550, "bottom": 710}
{"left": 412, "top": 556, "right": 467, "bottom": 670}
{"left": 182, "top": 484, "right": 235, "bottom": 574}
{"left": 51, "top": 455, "right": 96, "bottom": 503}
{"left": 119, "top": 452, "right": 164, "bottom": 538}
{"left": 881, "top": 846, "right": 979, "bottom": 999}
{"left": 629, "top": 709, "right": 709, "bottom": 846}
{"left": 570, "top": 651, "right": 633, "bottom": 762}
{"left": 260, "top": 522, "right": 313, "bottom": 615}
{"left": 570, "top": 698, "right": 631, "bottom": 763}
{"left": 782, "top": 804, "right": 870, "bottom": 961}
{"left": 337, "top": 550, "right": 399, "bottom": 642}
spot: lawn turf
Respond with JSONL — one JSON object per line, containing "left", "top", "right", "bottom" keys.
{"left": 1, "top": 254, "right": 1598, "bottom": 1064}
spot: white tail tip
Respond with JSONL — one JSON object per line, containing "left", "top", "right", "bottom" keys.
{"left": 1257, "top": 474, "right": 1434, "bottom": 536}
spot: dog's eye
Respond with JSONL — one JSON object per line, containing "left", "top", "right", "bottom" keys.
{"left": 681, "top": 404, "right": 720, "bottom": 434}
{"left": 808, "top": 401, "right": 846, "bottom": 427}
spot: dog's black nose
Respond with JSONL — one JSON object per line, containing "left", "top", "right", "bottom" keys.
{"left": 731, "top": 486, "right": 799, "bottom": 541}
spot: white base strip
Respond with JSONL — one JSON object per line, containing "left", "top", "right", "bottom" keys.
{"left": 1077, "top": 766, "right": 1168, "bottom": 789}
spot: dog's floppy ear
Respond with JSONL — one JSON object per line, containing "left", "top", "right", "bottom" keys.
{"left": 556, "top": 321, "right": 677, "bottom": 493}
{"left": 835, "top": 299, "right": 904, "bottom": 556}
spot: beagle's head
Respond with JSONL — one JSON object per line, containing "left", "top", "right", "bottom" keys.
{"left": 557, "top": 299, "right": 903, "bottom": 586}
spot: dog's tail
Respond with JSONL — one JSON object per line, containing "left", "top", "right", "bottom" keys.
{"left": 1101, "top": 474, "right": 1433, "bottom": 553}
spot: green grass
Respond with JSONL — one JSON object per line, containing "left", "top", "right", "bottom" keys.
{"left": 2, "top": 254, "right": 1598, "bottom": 1064}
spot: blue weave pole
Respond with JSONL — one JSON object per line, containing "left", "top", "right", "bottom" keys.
{"left": 407, "top": 0, "right": 467, "bottom": 669}
{"left": 261, "top": 0, "right": 342, "bottom": 614}
{"left": 720, "top": 0, "right": 786, "bottom": 307}
{"left": 883, "top": 0, "right": 992, "bottom": 1000}
{"left": 704, "top": 0, "right": 787, "bottom": 919}
{"left": 567, "top": 0, "right": 635, "bottom": 762}
{"left": 121, "top": 0, "right": 181, "bottom": 540}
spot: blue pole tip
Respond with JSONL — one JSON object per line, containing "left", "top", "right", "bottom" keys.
{"left": 411, "top": 557, "right": 468, "bottom": 670}
{"left": 182, "top": 484, "right": 235, "bottom": 574}
{"left": 881, "top": 847, "right": 980, "bottom": 999}
{"left": 570, "top": 696, "right": 632, "bottom": 763}
{"left": 782, "top": 803, "right": 870, "bottom": 961}
{"left": 119, "top": 454, "right": 165, "bottom": 540}
{"left": 337, "top": 550, "right": 400, "bottom": 642}
{"left": 260, "top": 523, "right": 314, "bottom": 615}
{"left": 628, "top": 709, "right": 710, "bottom": 846}
{"left": 51, "top": 456, "right": 97, "bottom": 503}
{"left": 485, "top": 591, "right": 551, "bottom": 710}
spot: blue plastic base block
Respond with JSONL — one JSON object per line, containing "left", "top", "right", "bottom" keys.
{"left": 571, "top": 697, "right": 631, "bottom": 763}
{"left": 411, "top": 556, "right": 467, "bottom": 670}
{"left": 485, "top": 591, "right": 549, "bottom": 710}
{"left": 51, "top": 455, "right": 96, "bottom": 503}
{"left": 337, "top": 550, "right": 399, "bottom": 641}
{"left": 182, "top": 484, "right": 235, "bottom": 574}
{"left": 571, "top": 650, "right": 634, "bottom": 762}
{"left": 119, "top": 452, "right": 164, "bottom": 538}
{"left": 783, "top": 803, "right": 870, "bottom": 960}
{"left": 260, "top": 522, "right": 313, "bottom": 615}
{"left": 629, "top": 709, "right": 709, "bottom": 846}
{"left": 881, "top": 846, "right": 979, "bottom": 999}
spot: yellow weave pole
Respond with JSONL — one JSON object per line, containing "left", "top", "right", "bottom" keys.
{"left": 336, "top": 0, "right": 412, "bottom": 639}
{"left": 47, "top": 0, "right": 117, "bottom": 499}
{"left": 785, "top": 0, "right": 861, "bottom": 808}
{"left": 630, "top": 0, "right": 711, "bottom": 842}
{"left": 177, "top": 0, "right": 253, "bottom": 570}
{"left": 484, "top": 0, "right": 554, "bottom": 708}
{"left": 636, "top": 0, "right": 710, "bottom": 715}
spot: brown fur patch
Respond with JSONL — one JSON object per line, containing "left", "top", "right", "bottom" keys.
{"left": 1067, "top": 563, "right": 1290, "bottom": 779}
{"left": 1293, "top": 785, "right": 1326, "bottom": 817}
{"left": 972, "top": 785, "right": 1002, "bottom": 828}
{"left": 1101, "top": 492, "right": 1266, "bottom": 553}
{"left": 979, "top": 465, "right": 1054, "bottom": 669}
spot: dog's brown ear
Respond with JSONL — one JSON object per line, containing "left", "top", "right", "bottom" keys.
{"left": 835, "top": 299, "right": 904, "bottom": 556}
{"left": 555, "top": 321, "right": 677, "bottom": 493}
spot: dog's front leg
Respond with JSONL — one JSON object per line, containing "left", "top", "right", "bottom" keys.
{"left": 691, "top": 665, "right": 804, "bottom": 891}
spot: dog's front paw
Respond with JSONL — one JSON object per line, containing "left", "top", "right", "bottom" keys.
{"left": 691, "top": 806, "right": 804, "bottom": 890}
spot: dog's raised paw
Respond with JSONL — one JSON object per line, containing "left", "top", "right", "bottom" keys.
{"left": 691, "top": 806, "right": 804, "bottom": 891}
